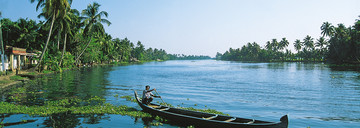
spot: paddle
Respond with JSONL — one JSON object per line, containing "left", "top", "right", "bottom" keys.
{"left": 154, "top": 89, "right": 167, "bottom": 106}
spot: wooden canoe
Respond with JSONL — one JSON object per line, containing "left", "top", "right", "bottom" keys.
{"left": 134, "top": 91, "right": 288, "bottom": 128}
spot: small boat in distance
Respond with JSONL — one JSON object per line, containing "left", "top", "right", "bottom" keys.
{"left": 134, "top": 91, "right": 288, "bottom": 128}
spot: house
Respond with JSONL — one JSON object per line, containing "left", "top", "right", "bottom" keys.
{"left": 0, "top": 46, "right": 37, "bottom": 72}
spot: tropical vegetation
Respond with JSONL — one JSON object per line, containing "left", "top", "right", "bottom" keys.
{"left": 216, "top": 16, "right": 360, "bottom": 64}
{"left": 0, "top": 1, "right": 210, "bottom": 73}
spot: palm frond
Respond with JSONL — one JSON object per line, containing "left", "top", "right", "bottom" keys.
{"left": 100, "top": 19, "right": 111, "bottom": 26}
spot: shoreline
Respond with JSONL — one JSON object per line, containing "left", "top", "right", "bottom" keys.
{"left": 0, "top": 61, "right": 152, "bottom": 93}
{"left": 2, "top": 59, "right": 359, "bottom": 93}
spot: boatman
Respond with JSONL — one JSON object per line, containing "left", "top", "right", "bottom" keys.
{"left": 142, "top": 85, "right": 161, "bottom": 104}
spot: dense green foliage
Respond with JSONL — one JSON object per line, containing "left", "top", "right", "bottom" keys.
{"left": 168, "top": 54, "right": 212, "bottom": 60}
{"left": 217, "top": 16, "right": 360, "bottom": 64}
{"left": 0, "top": 1, "right": 210, "bottom": 72}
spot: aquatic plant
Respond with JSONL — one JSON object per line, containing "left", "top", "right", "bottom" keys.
{"left": 154, "top": 115, "right": 167, "bottom": 122}
{"left": 113, "top": 94, "right": 119, "bottom": 97}
{"left": 0, "top": 96, "right": 151, "bottom": 118}
{"left": 158, "top": 101, "right": 174, "bottom": 107}
{"left": 120, "top": 95, "right": 137, "bottom": 103}
{"left": 150, "top": 121, "right": 163, "bottom": 126}
{"left": 1, "top": 87, "right": 228, "bottom": 127}
{"left": 178, "top": 107, "right": 229, "bottom": 116}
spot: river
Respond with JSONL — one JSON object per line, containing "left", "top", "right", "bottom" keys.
{"left": 1, "top": 60, "right": 360, "bottom": 128}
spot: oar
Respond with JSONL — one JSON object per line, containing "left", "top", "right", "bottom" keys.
{"left": 154, "top": 90, "right": 167, "bottom": 106}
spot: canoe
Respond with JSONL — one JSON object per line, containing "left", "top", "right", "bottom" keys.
{"left": 134, "top": 91, "right": 288, "bottom": 128}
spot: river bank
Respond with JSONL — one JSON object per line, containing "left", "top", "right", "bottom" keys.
{"left": 0, "top": 61, "right": 147, "bottom": 92}
{"left": 0, "top": 70, "right": 33, "bottom": 93}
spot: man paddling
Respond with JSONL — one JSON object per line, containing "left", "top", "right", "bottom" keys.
{"left": 142, "top": 85, "right": 161, "bottom": 104}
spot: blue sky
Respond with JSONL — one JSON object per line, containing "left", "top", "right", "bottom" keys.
{"left": 1, "top": 0, "right": 360, "bottom": 57}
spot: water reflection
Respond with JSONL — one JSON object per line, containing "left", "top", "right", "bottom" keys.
{"left": 0, "top": 114, "right": 37, "bottom": 127}
{"left": 42, "top": 112, "right": 81, "bottom": 128}
{"left": 1, "top": 60, "right": 360, "bottom": 128}
{"left": 32, "top": 66, "right": 113, "bottom": 101}
{"left": 41, "top": 112, "right": 111, "bottom": 127}
{"left": 1, "top": 66, "right": 119, "bottom": 128}
{"left": 329, "top": 65, "right": 360, "bottom": 72}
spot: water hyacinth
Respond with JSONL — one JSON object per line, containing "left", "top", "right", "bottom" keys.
{"left": 0, "top": 97, "right": 151, "bottom": 118}
{"left": 120, "top": 95, "right": 137, "bottom": 103}
{"left": 2, "top": 86, "right": 228, "bottom": 127}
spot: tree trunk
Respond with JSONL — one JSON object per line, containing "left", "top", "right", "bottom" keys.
{"left": 57, "top": 32, "right": 60, "bottom": 50}
{"left": 33, "top": 13, "right": 56, "bottom": 71}
{"left": 75, "top": 38, "right": 92, "bottom": 63}
{"left": 0, "top": 23, "right": 6, "bottom": 74}
{"left": 59, "top": 33, "right": 67, "bottom": 66}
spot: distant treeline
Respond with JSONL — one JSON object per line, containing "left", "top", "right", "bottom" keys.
{"left": 216, "top": 16, "right": 360, "bottom": 64}
{"left": 0, "top": 1, "right": 209, "bottom": 72}
{"left": 169, "top": 54, "right": 211, "bottom": 60}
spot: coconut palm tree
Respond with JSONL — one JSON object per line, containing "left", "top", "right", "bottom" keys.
{"left": 271, "top": 38, "right": 279, "bottom": 52}
{"left": 294, "top": 39, "right": 302, "bottom": 53}
{"left": 327, "top": 23, "right": 351, "bottom": 63}
{"left": 302, "top": 35, "right": 315, "bottom": 61}
{"left": 75, "top": 2, "right": 111, "bottom": 62}
{"left": 30, "top": 0, "right": 71, "bottom": 71}
{"left": 315, "top": 37, "right": 328, "bottom": 60}
{"left": 315, "top": 37, "right": 328, "bottom": 51}
{"left": 321, "top": 22, "right": 335, "bottom": 37}
{"left": 303, "top": 35, "right": 314, "bottom": 51}
{"left": 59, "top": 9, "right": 80, "bottom": 66}
{"left": 293, "top": 39, "right": 302, "bottom": 61}
{"left": 265, "top": 41, "right": 272, "bottom": 51}
{"left": 15, "top": 18, "right": 39, "bottom": 49}
{"left": 0, "top": 11, "right": 6, "bottom": 73}
{"left": 279, "top": 37, "right": 289, "bottom": 51}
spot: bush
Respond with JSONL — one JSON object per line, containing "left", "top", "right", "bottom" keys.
{"left": 10, "top": 75, "right": 25, "bottom": 81}
{"left": 0, "top": 80, "right": 12, "bottom": 85}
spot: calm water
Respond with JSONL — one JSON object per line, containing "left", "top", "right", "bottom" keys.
{"left": 1, "top": 60, "right": 360, "bottom": 128}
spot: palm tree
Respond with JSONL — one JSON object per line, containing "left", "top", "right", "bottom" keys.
{"left": 271, "top": 38, "right": 279, "bottom": 52}
{"left": 302, "top": 35, "right": 315, "bottom": 61}
{"left": 15, "top": 18, "right": 39, "bottom": 49}
{"left": 119, "top": 38, "right": 132, "bottom": 62}
{"left": 0, "top": 11, "right": 6, "bottom": 73}
{"left": 334, "top": 23, "right": 348, "bottom": 39}
{"left": 321, "top": 22, "right": 334, "bottom": 37}
{"left": 293, "top": 39, "right": 302, "bottom": 61}
{"left": 59, "top": 9, "right": 80, "bottom": 66}
{"left": 327, "top": 23, "right": 350, "bottom": 63}
{"left": 279, "top": 37, "right": 289, "bottom": 51}
{"left": 315, "top": 37, "right": 328, "bottom": 60}
{"left": 265, "top": 41, "right": 272, "bottom": 51}
{"left": 30, "top": 0, "right": 71, "bottom": 71}
{"left": 315, "top": 37, "right": 327, "bottom": 51}
{"left": 294, "top": 39, "right": 302, "bottom": 53}
{"left": 75, "top": 2, "right": 111, "bottom": 63}
{"left": 303, "top": 35, "right": 314, "bottom": 51}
